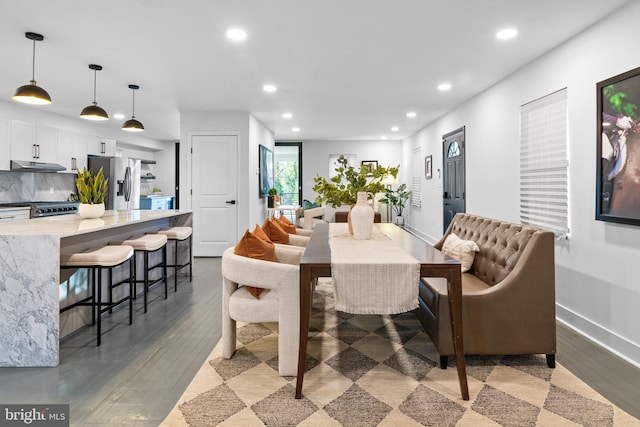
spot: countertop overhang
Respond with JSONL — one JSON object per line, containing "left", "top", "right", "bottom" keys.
{"left": 0, "top": 209, "right": 192, "bottom": 237}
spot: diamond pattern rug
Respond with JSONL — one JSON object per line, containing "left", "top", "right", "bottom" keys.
{"left": 162, "top": 281, "right": 639, "bottom": 426}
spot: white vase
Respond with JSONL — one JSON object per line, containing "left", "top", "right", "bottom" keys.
{"left": 78, "top": 203, "right": 105, "bottom": 219}
{"left": 350, "top": 192, "right": 375, "bottom": 240}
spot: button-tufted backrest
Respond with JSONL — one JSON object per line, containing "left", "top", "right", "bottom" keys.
{"left": 443, "top": 213, "right": 537, "bottom": 286}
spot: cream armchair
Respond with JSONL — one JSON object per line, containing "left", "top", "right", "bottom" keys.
{"left": 296, "top": 206, "right": 326, "bottom": 230}
{"left": 221, "top": 244, "right": 304, "bottom": 376}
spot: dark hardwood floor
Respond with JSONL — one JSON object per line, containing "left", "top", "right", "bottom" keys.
{"left": 0, "top": 257, "right": 638, "bottom": 425}
{"left": 0, "top": 257, "right": 221, "bottom": 426}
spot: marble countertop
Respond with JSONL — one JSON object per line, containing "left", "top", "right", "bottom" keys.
{"left": 0, "top": 209, "right": 192, "bottom": 237}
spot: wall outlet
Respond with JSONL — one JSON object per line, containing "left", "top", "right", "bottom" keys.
{"left": 49, "top": 187, "right": 54, "bottom": 194}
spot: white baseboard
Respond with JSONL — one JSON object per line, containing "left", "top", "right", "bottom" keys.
{"left": 557, "top": 303, "right": 640, "bottom": 369}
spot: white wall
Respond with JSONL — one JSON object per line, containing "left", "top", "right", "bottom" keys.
{"left": 403, "top": 4, "right": 640, "bottom": 367}
{"left": 179, "top": 111, "right": 274, "bottom": 239}
{"left": 250, "top": 114, "right": 276, "bottom": 227}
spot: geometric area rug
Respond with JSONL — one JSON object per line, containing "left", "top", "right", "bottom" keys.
{"left": 162, "top": 281, "right": 639, "bottom": 426}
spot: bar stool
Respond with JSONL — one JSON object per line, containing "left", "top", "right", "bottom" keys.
{"left": 60, "top": 245, "right": 134, "bottom": 346}
{"left": 156, "top": 226, "right": 192, "bottom": 291}
{"left": 116, "top": 234, "right": 168, "bottom": 313}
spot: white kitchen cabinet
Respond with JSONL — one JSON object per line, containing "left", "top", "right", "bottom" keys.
{"left": 35, "top": 125, "right": 58, "bottom": 163}
{"left": 10, "top": 121, "right": 58, "bottom": 163}
{"left": 0, "top": 118, "right": 9, "bottom": 170}
{"left": 87, "top": 136, "right": 116, "bottom": 156}
{"left": 10, "top": 120, "right": 36, "bottom": 161}
{"left": 58, "top": 130, "right": 88, "bottom": 173}
{"left": 0, "top": 207, "right": 30, "bottom": 223}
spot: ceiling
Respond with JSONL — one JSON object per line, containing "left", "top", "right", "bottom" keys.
{"left": 0, "top": 1, "right": 629, "bottom": 143}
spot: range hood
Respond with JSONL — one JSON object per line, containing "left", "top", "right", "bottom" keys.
{"left": 10, "top": 160, "right": 66, "bottom": 172}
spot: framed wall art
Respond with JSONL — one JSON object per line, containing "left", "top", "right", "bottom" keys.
{"left": 424, "top": 155, "right": 432, "bottom": 179}
{"left": 596, "top": 66, "right": 640, "bottom": 226}
{"left": 361, "top": 160, "right": 378, "bottom": 176}
{"left": 259, "top": 144, "right": 274, "bottom": 198}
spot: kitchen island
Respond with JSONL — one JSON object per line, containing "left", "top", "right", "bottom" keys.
{"left": 0, "top": 209, "right": 192, "bottom": 367}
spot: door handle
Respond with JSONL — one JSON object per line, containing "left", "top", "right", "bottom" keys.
{"left": 225, "top": 200, "right": 236, "bottom": 205}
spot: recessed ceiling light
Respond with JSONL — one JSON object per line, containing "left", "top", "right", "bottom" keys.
{"left": 406, "top": 111, "right": 417, "bottom": 118}
{"left": 381, "top": 136, "right": 388, "bottom": 140}
{"left": 391, "top": 126, "right": 399, "bottom": 132}
{"left": 438, "top": 83, "right": 452, "bottom": 91}
{"left": 263, "top": 84, "right": 277, "bottom": 93}
{"left": 496, "top": 28, "right": 518, "bottom": 40}
{"left": 226, "top": 28, "right": 247, "bottom": 41}
{"left": 282, "top": 112, "right": 293, "bottom": 119}
{"left": 291, "top": 127, "right": 300, "bottom": 132}
{"left": 113, "top": 113, "right": 125, "bottom": 120}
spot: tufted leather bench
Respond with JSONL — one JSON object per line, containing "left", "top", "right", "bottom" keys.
{"left": 416, "top": 213, "right": 556, "bottom": 369}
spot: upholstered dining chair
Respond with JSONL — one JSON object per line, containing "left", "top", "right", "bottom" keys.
{"left": 221, "top": 244, "right": 304, "bottom": 376}
{"left": 296, "top": 205, "right": 327, "bottom": 230}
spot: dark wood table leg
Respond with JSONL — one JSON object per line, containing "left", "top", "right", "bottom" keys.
{"left": 295, "top": 266, "right": 312, "bottom": 399}
{"left": 447, "top": 267, "right": 469, "bottom": 400}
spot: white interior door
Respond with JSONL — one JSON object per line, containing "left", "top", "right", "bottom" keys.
{"left": 191, "top": 134, "right": 238, "bottom": 256}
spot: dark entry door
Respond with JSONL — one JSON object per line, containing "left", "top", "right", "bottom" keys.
{"left": 442, "top": 127, "right": 466, "bottom": 232}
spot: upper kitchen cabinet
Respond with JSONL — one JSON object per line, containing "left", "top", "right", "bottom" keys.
{"left": 58, "top": 130, "right": 88, "bottom": 173}
{"left": 87, "top": 136, "right": 116, "bottom": 157}
{"left": 0, "top": 118, "right": 9, "bottom": 170}
{"left": 11, "top": 121, "right": 58, "bottom": 164}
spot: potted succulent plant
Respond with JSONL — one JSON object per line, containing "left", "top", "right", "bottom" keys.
{"left": 312, "top": 155, "right": 399, "bottom": 207}
{"left": 267, "top": 187, "right": 278, "bottom": 208}
{"left": 73, "top": 167, "right": 108, "bottom": 218}
{"left": 378, "top": 183, "right": 412, "bottom": 226}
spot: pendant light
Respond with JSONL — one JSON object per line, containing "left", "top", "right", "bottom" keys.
{"left": 12, "top": 32, "right": 52, "bottom": 105}
{"left": 122, "top": 84, "right": 144, "bottom": 132}
{"left": 80, "top": 64, "right": 109, "bottom": 120}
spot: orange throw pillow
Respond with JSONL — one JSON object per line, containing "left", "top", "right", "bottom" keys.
{"left": 262, "top": 219, "right": 290, "bottom": 244}
{"left": 253, "top": 224, "right": 272, "bottom": 243}
{"left": 278, "top": 214, "right": 294, "bottom": 226}
{"left": 233, "top": 229, "right": 275, "bottom": 299}
{"left": 276, "top": 215, "right": 296, "bottom": 234}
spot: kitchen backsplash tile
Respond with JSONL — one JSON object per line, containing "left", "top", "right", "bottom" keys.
{"left": 0, "top": 171, "right": 76, "bottom": 203}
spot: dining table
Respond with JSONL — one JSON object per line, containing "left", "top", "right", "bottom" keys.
{"left": 295, "top": 222, "right": 469, "bottom": 401}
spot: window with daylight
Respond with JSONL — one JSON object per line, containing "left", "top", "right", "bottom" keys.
{"left": 520, "top": 88, "right": 569, "bottom": 237}
{"left": 411, "top": 147, "right": 422, "bottom": 207}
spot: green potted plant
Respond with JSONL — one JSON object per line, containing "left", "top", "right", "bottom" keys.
{"left": 73, "top": 167, "right": 108, "bottom": 218}
{"left": 267, "top": 187, "right": 278, "bottom": 208}
{"left": 379, "top": 183, "right": 412, "bottom": 226}
{"left": 312, "top": 155, "right": 399, "bottom": 207}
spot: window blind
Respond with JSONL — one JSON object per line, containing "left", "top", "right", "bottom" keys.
{"left": 520, "top": 88, "right": 569, "bottom": 236}
{"left": 411, "top": 147, "right": 422, "bottom": 208}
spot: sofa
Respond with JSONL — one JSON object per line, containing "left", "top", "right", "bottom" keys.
{"left": 416, "top": 213, "right": 556, "bottom": 368}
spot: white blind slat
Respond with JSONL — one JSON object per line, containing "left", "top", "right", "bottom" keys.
{"left": 411, "top": 147, "right": 422, "bottom": 208}
{"left": 520, "top": 88, "right": 569, "bottom": 236}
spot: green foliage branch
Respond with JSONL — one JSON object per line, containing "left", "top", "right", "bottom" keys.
{"left": 73, "top": 167, "right": 108, "bottom": 204}
{"left": 378, "top": 183, "right": 412, "bottom": 216}
{"left": 312, "top": 155, "right": 399, "bottom": 207}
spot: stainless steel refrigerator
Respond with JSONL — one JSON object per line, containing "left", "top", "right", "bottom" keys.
{"left": 88, "top": 156, "right": 141, "bottom": 210}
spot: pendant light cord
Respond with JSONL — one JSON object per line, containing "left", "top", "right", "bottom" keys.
{"left": 31, "top": 38, "right": 36, "bottom": 82}
{"left": 93, "top": 69, "right": 97, "bottom": 103}
{"left": 131, "top": 88, "right": 136, "bottom": 118}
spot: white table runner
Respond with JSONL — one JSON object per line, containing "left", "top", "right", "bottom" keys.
{"left": 329, "top": 223, "right": 419, "bottom": 314}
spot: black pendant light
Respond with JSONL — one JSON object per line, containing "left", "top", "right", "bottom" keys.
{"left": 80, "top": 64, "right": 109, "bottom": 121}
{"left": 122, "top": 84, "right": 144, "bottom": 132}
{"left": 12, "top": 32, "right": 52, "bottom": 105}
